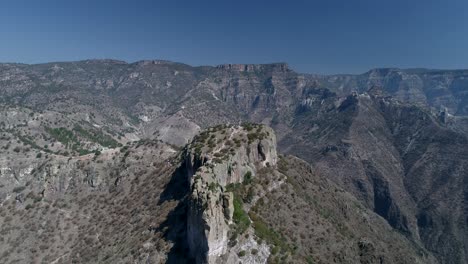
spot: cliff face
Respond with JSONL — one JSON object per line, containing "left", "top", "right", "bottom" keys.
{"left": 185, "top": 125, "right": 277, "bottom": 185}
{"left": 184, "top": 124, "right": 277, "bottom": 263}
{"left": 280, "top": 89, "right": 468, "bottom": 263}
{"left": 316, "top": 68, "right": 468, "bottom": 116}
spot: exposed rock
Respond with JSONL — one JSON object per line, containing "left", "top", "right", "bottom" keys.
{"left": 222, "top": 192, "right": 234, "bottom": 221}
{"left": 185, "top": 124, "right": 276, "bottom": 263}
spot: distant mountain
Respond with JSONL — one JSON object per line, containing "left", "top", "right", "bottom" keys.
{"left": 0, "top": 59, "right": 467, "bottom": 263}
{"left": 313, "top": 67, "right": 468, "bottom": 115}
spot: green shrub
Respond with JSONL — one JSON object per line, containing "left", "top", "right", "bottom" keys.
{"left": 45, "top": 127, "right": 77, "bottom": 147}
{"left": 226, "top": 183, "right": 241, "bottom": 192}
{"left": 244, "top": 187, "right": 254, "bottom": 203}
{"left": 243, "top": 171, "right": 252, "bottom": 185}
{"left": 233, "top": 195, "right": 250, "bottom": 234}
{"left": 120, "top": 146, "right": 128, "bottom": 152}
{"left": 79, "top": 149, "right": 93, "bottom": 156}
{"left": 73, "top": 125, "right": 120, "bottom": 148}
{"left": 242, "top": 122, "right": 255, "bottom": 131}
{"left": 208, "top": 182, "right": 218, "bottom": 192}
{"left": 271, "top": 246, "right": 279, "bottom": 255}
{"left": 249, "top": 212, "right": 290, "bottom": 255}
{"left": 13, "top": 186, "right": 26, "bottom": 193}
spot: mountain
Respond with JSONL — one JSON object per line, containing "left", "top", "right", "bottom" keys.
{"left": 312, "top": 68, "right": 468, "bottom": 116}
{"left": 0, "top": 59, "right": 467, "bottom": 263}
{"left": 282, "top": 89, "right": 468, "bottom": 263}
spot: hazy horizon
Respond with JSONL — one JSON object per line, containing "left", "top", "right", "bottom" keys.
{"left": 1, "top": 0, "right": 468, "bottom": 74}
{"left": 4, "top": 57, "right": 468, "bottom": 76}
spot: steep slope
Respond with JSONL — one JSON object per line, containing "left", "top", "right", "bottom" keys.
{"left": 314, "top": 68, "right": 468, "bottom": 115}
{"left": 280, "top": 88, "right": 468, "bottom": 263}
{"left": 0, "top": 136, "right": 188, "bottom": 263}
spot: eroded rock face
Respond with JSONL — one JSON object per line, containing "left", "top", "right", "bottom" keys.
{"left": 184, "top": 125, "right": 277, "bottom": 186}
{"left": 187, "top": 178, "right": 231, "bottom": 263}
{"left": 184, "top": 124, "right": 276, "bottom": 264}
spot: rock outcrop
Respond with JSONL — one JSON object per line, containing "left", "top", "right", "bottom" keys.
{"left": 184, "top": 124, "right": 277, "bottom": 263}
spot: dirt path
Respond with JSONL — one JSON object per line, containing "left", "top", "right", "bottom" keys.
{"left": 212, "top": 126, "right": 240, "bottom": 155}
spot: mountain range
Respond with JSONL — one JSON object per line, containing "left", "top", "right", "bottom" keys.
{"left": 0, "top": 59, "right": 467, "bottom": 264}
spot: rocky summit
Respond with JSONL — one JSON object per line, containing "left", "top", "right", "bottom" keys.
{"left": 0, "top": 60, "right": 467, "bottom": 264}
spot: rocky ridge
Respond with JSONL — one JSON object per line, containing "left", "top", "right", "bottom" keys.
{"left": 184, "top": 124, "right": 277, "bottom": 263}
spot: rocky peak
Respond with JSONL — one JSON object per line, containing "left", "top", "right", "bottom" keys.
{"left": 185, "top": 123, "right": 277, "bottom": 185}
{"left": 184, "top": 123, "right": 277, "bottom": 263}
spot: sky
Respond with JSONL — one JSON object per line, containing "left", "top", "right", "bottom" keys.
{"left": 0, "top": 0, "right": 467, "bottom": 74}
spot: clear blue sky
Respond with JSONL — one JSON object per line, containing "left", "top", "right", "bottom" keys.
{"left": 1, "top": 0, "right": 467, "bottom": 74}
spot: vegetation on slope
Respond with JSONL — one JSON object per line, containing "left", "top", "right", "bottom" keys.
{"left": 45, "top": 125, "right": 120, "bottom": 155}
